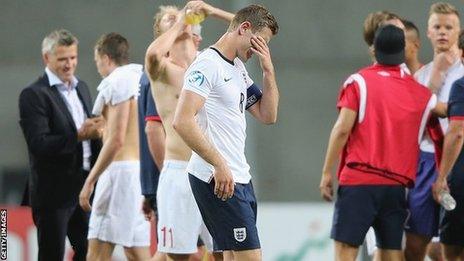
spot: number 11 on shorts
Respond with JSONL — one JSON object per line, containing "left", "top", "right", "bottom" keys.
{"left": 161, "top": 226, "right": 173, "bottom": 247}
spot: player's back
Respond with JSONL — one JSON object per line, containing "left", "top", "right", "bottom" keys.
{"left": 113, "top": 98, "right": 139, "bottom": 161}
{"left": 360, "top": 64, "right": 431, "bottom": 122}
{"left": 96, "top": 64, "right": 142, "bottom": 161}
{"left": 342, "top": 64, "right": 434, "bottom": 186}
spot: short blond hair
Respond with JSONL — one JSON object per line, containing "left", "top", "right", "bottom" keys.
{"left": 429, "top": 2, "right": 459, "bottom": 17}
{"left": 153, "top": 5, "right": 179, "bottom": 36}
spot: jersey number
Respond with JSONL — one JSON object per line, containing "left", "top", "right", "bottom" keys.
{"left": 161, "top": 226, "right": 173, "bottom": 247}
{"left": 239, "top": 92, "right": 245, "bottom": 113}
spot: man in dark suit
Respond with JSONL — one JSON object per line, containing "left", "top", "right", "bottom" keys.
{"left": 18, "top": 29, "right": 102, "bottom": 261}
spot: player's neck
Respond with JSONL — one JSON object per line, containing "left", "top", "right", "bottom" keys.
{"left": 106, "top": 63, "right": 120, "bottom": 76}
{"left": 212, "top": 33, "right": 237, "bottom": 62}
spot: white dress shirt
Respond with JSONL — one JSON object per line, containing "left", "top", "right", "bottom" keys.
{"left": 46, "top": 67, "right": 92, "bottom": 170}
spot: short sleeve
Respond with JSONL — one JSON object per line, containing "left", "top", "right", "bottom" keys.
{"left": 92, "top": 78, "right": 138, "bottom": 115}
{"left": 183, "top": 58, "right": 218, "bottom": 98}
{"left": 448, "top": 79, "right": 464, "bottom": 120}
{"left": 109, "top": 77, "right": 139, "bottom": 105}
{"left": 337, "top": 80, "right": 360, "bottom": 111}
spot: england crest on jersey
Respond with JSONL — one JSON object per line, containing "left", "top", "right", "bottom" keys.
{"left": 187, "top": 70, "right": 205, "bottom": 87}
{"left": 233, "top": 227, "right": 247, "bottom": 242}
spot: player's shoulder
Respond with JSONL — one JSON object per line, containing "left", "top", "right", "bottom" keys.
{"left": 107, "top": 63, "right": 143, "bottom": 83}
{"left": 449, "top": 76, "right": 464, "bottom": 104}
{"left": 187, "top": 48, "right": 223, "bottom": 80}
{"left": 193, "top": 48, "right": 221, "bottom": 65}
{"left": 451, "top": 76, "right": 464, "bottom": 93}
{"left": 342, "top": 65, "right": 373, "bottom": 88}
{"left": 454, "top": 75, "right": 464, "bottom": 86}
{"left": 97, "top": 64, "right": 142, "bottom": 97}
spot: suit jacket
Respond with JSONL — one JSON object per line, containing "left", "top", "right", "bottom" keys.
{"left": 19, "top": 73, "right": 101, "bottom": 209}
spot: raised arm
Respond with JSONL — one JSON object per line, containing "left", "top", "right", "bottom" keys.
{"left": 191, "top": 1, "right": 235, "bottom": 23}
{"left": 247, "top": 35, "right": 279, "bottom": 124}
{"left": 424, "top": 49, "right": 459, "bottom": 93}
{"left": 172, "top": 90, "right": 234, "bottom": 201}
{"left": 145, "top": 11, "right": 187, "bottom": 81}
{"left": 79, "top": 100, "right": 131, "bottom": 211}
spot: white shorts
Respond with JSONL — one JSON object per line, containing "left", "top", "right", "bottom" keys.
{"left": 88, "top": 161, "right": 150, "bottom": 247}
{"left": 157, "top": 160, "right": 212, "bottom": 254}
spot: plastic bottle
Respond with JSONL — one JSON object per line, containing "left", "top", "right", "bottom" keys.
{"left": 185, "top": 9, "right": 205, "bottom": 25}
{"left": 439, "top": 190, "right": 456, "bottom": 211}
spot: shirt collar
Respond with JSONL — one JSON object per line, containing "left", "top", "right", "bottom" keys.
{"left": 45, "top": 67, "right": 78, "bottom": 89}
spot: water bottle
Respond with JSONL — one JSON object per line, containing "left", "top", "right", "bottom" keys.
{"left": 185, "top": 9, "right": 205, "bottom": 25}
{"left": 439, "top": 190, "right": 456, "bottom": 211}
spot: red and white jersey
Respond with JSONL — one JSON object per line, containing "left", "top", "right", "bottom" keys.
{"left": 337, "top": 64, "right": 436, "bottom": 187}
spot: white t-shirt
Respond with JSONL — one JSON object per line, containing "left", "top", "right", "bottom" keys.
{"left": 415, "top": 60, "right": 464, "bottom": 153}
{"left": 92, "top": 63, "right": 142, "bottom": 115}
{"left": 183, "top": 48, "right": 254, "bottom": 184}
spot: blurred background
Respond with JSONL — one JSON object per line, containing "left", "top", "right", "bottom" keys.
{"left": 1, "top": 0, "right": 463, "bottom": 260}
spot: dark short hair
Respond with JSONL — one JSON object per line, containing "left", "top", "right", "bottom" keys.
{"left": 95, "top": 32, "right": 130, "bottom": 65}
{"left": 402, "top": 19, "right": 420, "bottom": 39}
{"left": 228, "top": 4, "right": 279, "bottom": 35}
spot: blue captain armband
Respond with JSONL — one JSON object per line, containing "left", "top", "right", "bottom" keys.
{"left": 246, "top": 84, "right": 262, "bottom": 110}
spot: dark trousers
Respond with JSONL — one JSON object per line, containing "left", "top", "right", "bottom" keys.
{"left": 32, "top": 204, "right": 89, "bottom": 261}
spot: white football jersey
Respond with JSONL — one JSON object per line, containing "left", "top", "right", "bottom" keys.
{"left": 415, "top": 60, "right": 464, "bottom": 153}
{"left": 183, "top": 48, "right": 254, "bottom": 184}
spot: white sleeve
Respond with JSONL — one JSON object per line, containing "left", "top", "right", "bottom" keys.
{"left": 417, "top": 94, "right": 438, "bottom": 144}
{"left": 183, "top": 58, "right": 218, "bottom": 98}
{"left": 91, "top": 77, "right": 138, "bottom": 115}
{"left": 108, "top": 77, "right": 139, "bottom": 105}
